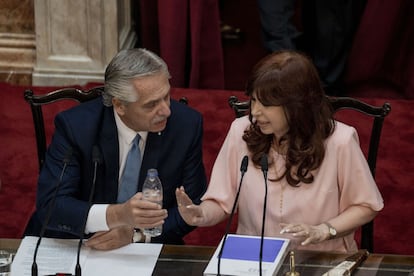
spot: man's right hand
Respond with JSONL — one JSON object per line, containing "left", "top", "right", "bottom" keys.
{"left": 107, "top": 192, "right": 168, "bottom": 230}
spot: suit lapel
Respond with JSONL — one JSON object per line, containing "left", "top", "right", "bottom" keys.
{"left": 98, "top": 107, "right": 119, "bottom": 203}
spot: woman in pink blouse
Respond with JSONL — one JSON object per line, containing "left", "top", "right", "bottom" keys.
{"left": 176, "top": 50, "right": 383, "bottom": 252}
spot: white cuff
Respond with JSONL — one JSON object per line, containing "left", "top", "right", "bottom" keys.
{"left": 84, "top": 204, "right": 110, "bottom": 234}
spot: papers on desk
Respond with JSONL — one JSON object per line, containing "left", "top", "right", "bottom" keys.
{"left": 204, "top": 234, "right": 290, "bottom": 276}
{"left": 11, "top": 236, "right": 162, "bottom": 276}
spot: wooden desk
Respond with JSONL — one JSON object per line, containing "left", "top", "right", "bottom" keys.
{"left": 155, "top": 245, "right": 414, "bottom": 276}
{"left": 1, "top": 239, "right": 414, "bottom": 275}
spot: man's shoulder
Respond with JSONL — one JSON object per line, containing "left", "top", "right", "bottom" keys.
{"left": 59, "top": 97, "right": 105, "bottom": 119}
{"left": 55, "top": 97, "right": 111, "bottom": 134}
{"left": 64, "top": 97, "right": 103, "bottom": 112}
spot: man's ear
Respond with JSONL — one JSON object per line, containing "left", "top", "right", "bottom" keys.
{"left": 112, "top": 98, "right": 126, "bottom": 116}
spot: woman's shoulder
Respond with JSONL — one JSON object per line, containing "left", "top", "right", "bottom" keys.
{"left": 230, "top": 115, "right": 250, "bottom": 130}
{"left": 328, "top": 121, "right": 359, "bottom": 146}
{"left": 225, "top": 115, "right": 250, "bottom": 141}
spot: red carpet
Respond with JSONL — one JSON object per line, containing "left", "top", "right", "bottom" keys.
{"left": 0, "top": 82, "right": 413, "bottom": 255}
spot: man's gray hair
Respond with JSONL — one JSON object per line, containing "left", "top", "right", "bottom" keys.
{"left": 102, "top": 48, "right": 170, "bottom": 106}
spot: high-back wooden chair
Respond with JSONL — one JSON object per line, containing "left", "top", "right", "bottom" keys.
{"left": 228, "top": 95, "right": 391, "bottom": 253}
{"left": 24, "top": 86, "right": 104, "bottom": 171}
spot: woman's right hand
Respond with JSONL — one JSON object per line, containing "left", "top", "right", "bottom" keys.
{"left": 175, "top": 186, "right": 205, "bottom": 226}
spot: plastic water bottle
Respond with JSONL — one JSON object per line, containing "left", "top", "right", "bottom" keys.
{"left": 142, "top": 168, "right": 163, "bottom": 237}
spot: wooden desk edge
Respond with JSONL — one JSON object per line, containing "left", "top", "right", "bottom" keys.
{"left": 1, "top": 238, "right": 413, "bottom": 267}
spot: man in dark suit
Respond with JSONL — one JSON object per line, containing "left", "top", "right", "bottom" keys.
{"left": 25, "top": 48, "right": 207, "bottom": 249}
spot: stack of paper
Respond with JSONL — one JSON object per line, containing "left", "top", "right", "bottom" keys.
{"left": 11, "top": 236, "right": 162, "bottom": 276}
{"left": 204, "top": 234, "right": 290, "bottom": 276}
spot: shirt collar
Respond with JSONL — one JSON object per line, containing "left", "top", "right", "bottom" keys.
{"left": 113, "top": 108, "right": 148, "bottom": 146}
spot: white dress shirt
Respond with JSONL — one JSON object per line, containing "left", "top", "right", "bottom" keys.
{"left": 84, "top": 108, "right": 147, "bottom": 233}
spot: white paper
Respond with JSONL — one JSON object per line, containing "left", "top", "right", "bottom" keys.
{"left": 82, "top": 243, "right": 162, "bottom": 276}
{"left": 11, "top": 236, "right": 162, "bottom": 276}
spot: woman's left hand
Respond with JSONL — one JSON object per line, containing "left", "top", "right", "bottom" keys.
{"left": 279, "top": 223, "right": 330, "bottom": 245}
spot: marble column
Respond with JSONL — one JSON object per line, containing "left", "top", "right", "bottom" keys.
{"left": 32, "top": 0, "right": 137, "bottom": 86}
{"left": 0, "top": 0, "right": 36, "bottom": 85}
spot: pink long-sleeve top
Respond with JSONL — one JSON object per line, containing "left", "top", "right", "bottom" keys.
{"left": 202, "top": 116, "right": 384, "bottom": 252}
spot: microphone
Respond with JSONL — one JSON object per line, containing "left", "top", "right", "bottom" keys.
{"left": 32, "top": 147, "right": 73, "bottom": 276}
{"left": 259, "top": 154, "right": 268, "bottom": 276}
{"left": 75, "top": 145, "right": 102, "bottom": 276}
{"left": 217, "top": 155, "right": 248, "bottom": 276}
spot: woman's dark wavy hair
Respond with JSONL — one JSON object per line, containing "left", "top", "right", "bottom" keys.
{"left": 243, "top": 50, "right": 335, "bottom": 187}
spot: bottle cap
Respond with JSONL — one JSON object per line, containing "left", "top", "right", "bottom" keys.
{"left": 147, "top": 168, "right": 158, "bottom": 176}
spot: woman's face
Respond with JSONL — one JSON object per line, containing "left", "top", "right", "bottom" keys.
{"left": 250, "top": 92, "right": 289, "bottom": 140}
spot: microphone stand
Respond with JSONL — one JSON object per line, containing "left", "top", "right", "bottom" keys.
{"left": 259, "top": 154, "right": 268, "bottom": 276}
{"left": 32, "top": 147, "right": 73, "bottom": 276}
{"left": 217, "top": 155, "right": 248, "bottom": 276}
{"left": 75, "top": 146, "right": 101, "bottom": 276}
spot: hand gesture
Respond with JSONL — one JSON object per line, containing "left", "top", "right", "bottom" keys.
{"left": 280, "top": 222, "right": 330, "bottom": 246}
{"left": 175, "top": 186, "right": 205, "bottom": 226}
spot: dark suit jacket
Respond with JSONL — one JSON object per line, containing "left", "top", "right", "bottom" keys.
{"left": 26, "top": 97, "right": 207, "bottom": 244}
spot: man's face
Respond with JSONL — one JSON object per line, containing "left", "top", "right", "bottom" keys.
{"left": 113, "top": 72, "right": 171, "bottom": 132}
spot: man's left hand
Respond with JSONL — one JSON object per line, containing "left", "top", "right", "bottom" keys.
{"left": 85, "top": 225, "right": 134, "bottom": 250}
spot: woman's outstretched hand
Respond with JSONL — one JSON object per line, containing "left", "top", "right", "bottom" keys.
{"left": 175, "top": 186, "right": 206, "bottom": 226}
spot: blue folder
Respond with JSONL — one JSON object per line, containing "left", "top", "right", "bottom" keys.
{"left": 221, "top": 236, "right": 285, "bottom": 262}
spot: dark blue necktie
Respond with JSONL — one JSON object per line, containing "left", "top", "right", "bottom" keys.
{"left": 118, "top": 134, "right": 141, "bottom": 203}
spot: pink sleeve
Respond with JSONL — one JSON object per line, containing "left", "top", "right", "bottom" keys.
{"left": 337, "top": 126, "right": 384, "bottom": 212}
{"left": 202, "top": 117, "right": 249, "bottom": 214}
